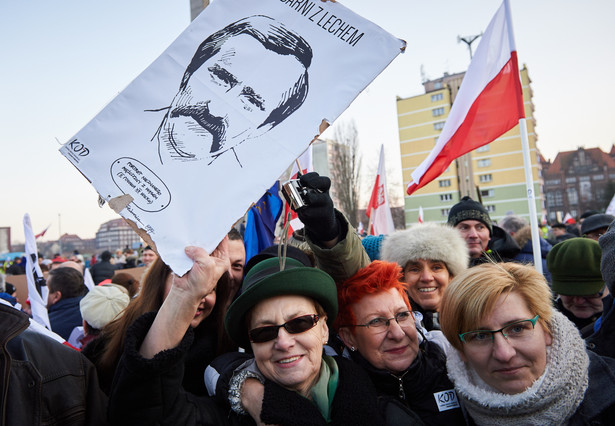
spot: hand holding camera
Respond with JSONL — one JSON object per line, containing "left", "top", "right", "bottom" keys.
{"left": 283, "top": 172, "right": 339, "bottom": 242}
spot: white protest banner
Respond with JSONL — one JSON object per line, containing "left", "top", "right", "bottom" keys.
{"left": 23, "top": 214, "right": 51, "bottom": 330}
{"left": 60, "top": 0, "right": 405, "bottom": 275}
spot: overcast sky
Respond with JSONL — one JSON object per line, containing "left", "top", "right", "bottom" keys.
{"left": 2, "top": 0, "right": 614, "bottom": 244}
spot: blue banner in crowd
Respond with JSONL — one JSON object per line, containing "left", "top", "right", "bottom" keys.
{"left": 244, "top": 182, "right": 283, "bottom": 264}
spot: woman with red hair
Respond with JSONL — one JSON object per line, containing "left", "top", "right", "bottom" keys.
{"left": 336, "top": 261, "right": 465, "bottom": 425}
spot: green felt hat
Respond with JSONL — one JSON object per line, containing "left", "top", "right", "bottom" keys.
{"left": 224, "top": 257, "right": 338, "bottom": 348}
{"left": 547, "top": 238, "right": 605, "bottom": 296}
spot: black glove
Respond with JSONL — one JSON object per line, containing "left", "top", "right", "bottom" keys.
{"left": 295, "top": 172, "right": 339, "bottom": 242}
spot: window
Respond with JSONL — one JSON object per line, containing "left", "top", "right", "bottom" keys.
{"left": 593, "top": 174, "right": 604, "bottom": 181}
{"left": 440, "top": 193, "right": 453, "bottom": 201}
{"left": 439, "top": 179, "right": 451, "bottom": 187}
{"left": 441, "top": 208, "right": 450, "bottom": 217}
{"left": 432, "top": 107, "right": 445, "bottom": 117}
{"left": 485, "top": 205, "right": 496, "bottom": 213}
{"left": 431, "top": 93, "right": 443, "bottom": 102}
{"left": 434, "top": 82, "right": 443, "bottom": 89}
{"left": 479, "top": 174, "right": 492, "bottom": 183}
{"left": 546, "top": 179, "right": 561, "bottom": 185}
{"left": 476, "top": 145, "right": 490, "bottom": 153}
{"left": 546, "top": 192, "right": 555, "bottom": 207}
{"left": 567, "top": 187, "right": 578, "bottom": 205}
{"left": 579, "top": 176, "right": 590, "bottom": 182}
{"left": 565, "top": 177, "right": 576, "bottom": 183}
{"left": 480, "top": 189, "right": 494, "bottom": 197}
{"left": 477, "top": 159, "right": 491, "bottom": 168}
{"left": 554, "top": 191, "right": 563, "bottom": 206}
{"left": 433, "top": 121, "right": 445, "bottom": 130}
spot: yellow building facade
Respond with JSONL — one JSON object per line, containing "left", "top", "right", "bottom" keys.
{"left": 397, "top": 66, "right": 544, "bottom": 226}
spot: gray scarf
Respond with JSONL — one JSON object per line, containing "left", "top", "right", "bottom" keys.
{"left": 447, "top": 311, "right": 589, "bottom": 425}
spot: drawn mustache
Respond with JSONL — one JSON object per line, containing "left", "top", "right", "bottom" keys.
{"left": 170, "top": 103, "right": 226, "bottom": 153}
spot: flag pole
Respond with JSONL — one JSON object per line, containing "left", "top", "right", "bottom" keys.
{"left": 505, "top": 0, "right": 542, "bottom": 274}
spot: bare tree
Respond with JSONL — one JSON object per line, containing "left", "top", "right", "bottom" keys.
{"left": 328, "top": 120, "right": 361, "bottom": 227}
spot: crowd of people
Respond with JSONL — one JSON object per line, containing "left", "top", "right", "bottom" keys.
{"left": 2, "top": 171, "right": 615, "bottom": 425}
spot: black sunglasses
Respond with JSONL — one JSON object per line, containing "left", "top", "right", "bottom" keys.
{"left": 248, "top": 314, "right": 320, "bottom": 343}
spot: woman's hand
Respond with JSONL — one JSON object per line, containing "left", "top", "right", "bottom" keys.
{"left": 170, "top": 240, "right": 230, "bottom": 304}
{"left": 139, "top": 241, "right": 230, "bottom": 359}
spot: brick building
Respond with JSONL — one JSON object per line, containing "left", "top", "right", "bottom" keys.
{"left": 543, "top": 147, "right": 615, "bottom": 222}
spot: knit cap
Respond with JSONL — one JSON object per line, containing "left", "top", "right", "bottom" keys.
{"left": 447, "top": 196, "right": 492, "bottom": 235}
{"left": 361, "top": 235, "right": 385, "bottom": 262}
{"left": 547, "top": 238, "right": 604, "bottom": 296}
{"left": 80, "top": 284, "right": 130, "bottom": 330}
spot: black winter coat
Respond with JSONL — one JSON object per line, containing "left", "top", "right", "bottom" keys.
{"left": 108, "top": 312, "right": 228, "bottom": 425}
{"left": 0, "top": 303, "right": 108, "bottom": 425}
{"left": 110, "top": 312, "right": 423, "bottom": 426}
{"left": 349, "top": 339, "right": 466, "bottom": 425}
{"left": 586, "top": 295, "right": 615, "bottom": 357}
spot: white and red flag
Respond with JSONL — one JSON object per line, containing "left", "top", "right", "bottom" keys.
{"left": 406, "top": 0, "right": 524, "bottom": 194}
{"left": 283, "top": 145, "right": 313, "bottom": 236}
{"left": 367, "top": 145, "right": 395, "bottom": 235}
{"left": 418, "top": 206, "right": 424, "bottom": 223}
{"left": 563, "top": 212, "right": 576, "bottom": 225}
{"left": 35, "top": 224, "right": 51, "bottom": 239}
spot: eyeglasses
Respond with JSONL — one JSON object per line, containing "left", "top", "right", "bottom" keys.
{"left": 248, "top": 314, "right": 319, "bottom": 343}
{"left": 340, "top": 311, "right": 413, "bottom": 333}
{"left": 459, "top": 315, "right": 539, "bottom": 346}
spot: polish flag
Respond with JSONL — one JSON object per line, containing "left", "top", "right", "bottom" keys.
{"left": 366, "top": 145, "right": 395, "bottom": 235}
{"left": 35, "top": 224, "right": 51, "bottom": 239}
{"left": 563, "top": 212, "right": 576, "bottom": 225}
{"left": 418, "top": 206, "right": 424, "bottom": 223}
{"left": 407, "top": 0, "right": 524, "bottom": 195}
{"left": 283, "top": 146, "right": 313, "bottom": 236}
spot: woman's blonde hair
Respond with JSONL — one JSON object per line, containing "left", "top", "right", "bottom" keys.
{"left": 440, "top": 262, "right": 553, "bottom": 352}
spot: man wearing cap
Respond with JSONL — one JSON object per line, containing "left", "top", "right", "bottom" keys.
{"left": 547, "top": 222, "right": 576, "bottom": 245}
{"left": 547, "top": 237, "right": 608, "bottom": 337}
{"left": 447, "top": 196, "right": 520, "bottom": 266}
{"left": 582, "top": 213, "right": 615, "bottom": 241}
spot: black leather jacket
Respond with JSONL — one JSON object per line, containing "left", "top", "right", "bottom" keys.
{"left": 0, "top": 303, "right": 108, "bottom": 425}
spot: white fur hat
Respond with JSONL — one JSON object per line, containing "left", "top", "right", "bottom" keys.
{"left": 381, "top": 222, "right": 469, "bottom": 277}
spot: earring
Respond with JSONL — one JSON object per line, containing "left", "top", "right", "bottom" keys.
{"left": 350, "top": 346, "right": 356, "bottom": 352}
{"left": 324, "top": 340, "right": 328, "bottom": 345}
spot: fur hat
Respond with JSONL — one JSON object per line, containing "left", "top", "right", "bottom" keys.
{"left": 380, "top": 222, "right": 469, "bottom": 277}
{"left": 447, "top": 196, "right": 493, "bottom": 235}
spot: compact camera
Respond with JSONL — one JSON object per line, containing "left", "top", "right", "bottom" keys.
{"left": 281, "top": 179, "right": 311, "bottom": 210}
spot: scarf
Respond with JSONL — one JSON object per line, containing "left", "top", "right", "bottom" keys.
{"left": 309, "top": 355, "right": 339, "bottom": 422}
{"left": 447, "top": 311, "right": 589, "bottom": 425}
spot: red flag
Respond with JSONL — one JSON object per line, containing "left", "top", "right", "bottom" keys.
{"left": 418, "top": 206, "right": 424, "bottom": 223}
{"left": 407, "top": 0, "right": 524, "bottom": 195}
{"left": 366, "top": 145, "right": 395, "bottom": 235}
{"left": 35, "top": 224, "right": 51, "bottom": 239}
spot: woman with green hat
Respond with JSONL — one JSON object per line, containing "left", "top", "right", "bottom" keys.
{"left": 221, "top": 257, "right": 423, "bottom": 425}
{"left": 547, "top": 237, "right": 609, "bottom": 336}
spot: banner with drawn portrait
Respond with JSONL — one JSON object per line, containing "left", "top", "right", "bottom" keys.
{"left": 60, "top": 0, "right": 405, "bottom": 275}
